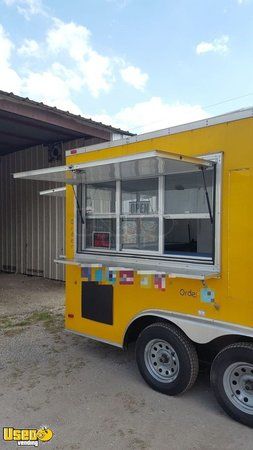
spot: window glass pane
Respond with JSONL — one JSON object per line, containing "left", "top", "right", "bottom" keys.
{"left": 164, "top": 218, "right": 213, "bottom": 257}
{"left": 121, "top": 178, "right": 158, "bottom": 214}
{"left": 121, "top": 218, "right": 159, "bottom": 251}
{"left": 86, "top": 219, "right": 116, "bottom": 249}
{"left": 164, "top": 169, "right": 214, "bottom": 215}
{"left": 86, "top": 182, "right": 116, "bottom": 214}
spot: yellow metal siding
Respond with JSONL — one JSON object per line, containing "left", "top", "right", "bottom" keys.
{"left": 65, "top": 118, "right": 253, "bottom": 345}
{"left": 227, "top": 168, "right": 253, "bottom": 324}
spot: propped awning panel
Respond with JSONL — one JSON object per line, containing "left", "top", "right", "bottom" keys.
{"left": 14, "top": 165, "right": 82, "bottom": 184}
{"left": 14, "top": 150, "right": 214, "bottom": 184}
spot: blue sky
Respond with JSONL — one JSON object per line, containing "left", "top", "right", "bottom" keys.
{"left": 0, "top": 0, "right": 252, "bottom": 133}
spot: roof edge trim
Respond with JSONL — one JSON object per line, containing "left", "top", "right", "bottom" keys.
{"left": 66, "top": 107, "right": 253, "bottom": 157}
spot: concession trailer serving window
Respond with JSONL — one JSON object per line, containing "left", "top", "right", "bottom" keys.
{"left": 75, "top": 151, "right": 222, "bottom": 277}
{"left": 14, "top": 150, "right": 222, "bottom": 279}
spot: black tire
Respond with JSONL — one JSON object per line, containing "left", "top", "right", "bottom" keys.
{"left": 135, "top": 322, "right": 199, "bottom": 395}
{"left": 210, "top": 342, "right": 253, "bottom": 428}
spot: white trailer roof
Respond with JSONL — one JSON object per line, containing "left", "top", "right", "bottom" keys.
{"left": 13, "top": 150, "right": 213, "bottom": 184}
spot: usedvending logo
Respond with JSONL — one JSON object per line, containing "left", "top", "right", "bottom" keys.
{"left": 3, "top": 426, "right": 53, "bottom": 447}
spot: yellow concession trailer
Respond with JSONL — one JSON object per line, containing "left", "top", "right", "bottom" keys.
{"left": 14, "top": 109, "right": 253, "bottom": 427}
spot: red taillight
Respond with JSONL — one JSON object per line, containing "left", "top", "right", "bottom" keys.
{"left": 68, "top": 313, "right": 74, "bottom": 318}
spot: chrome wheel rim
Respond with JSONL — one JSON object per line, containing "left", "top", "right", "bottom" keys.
{"left": 144, "top": 339, "right": 180, "bottom": 383}
{"left": 223, "top": 362, "right": 253, "bottom": 414}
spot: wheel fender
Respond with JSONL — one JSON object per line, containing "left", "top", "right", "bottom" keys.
{"left": 123, "top": 309, "right": 253, "bottom": 345}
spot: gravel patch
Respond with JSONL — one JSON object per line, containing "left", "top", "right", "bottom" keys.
{"left": 0, "top": 273, "right": 252, "bottom": 449}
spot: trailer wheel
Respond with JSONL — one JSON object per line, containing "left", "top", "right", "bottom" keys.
{"left": 135, "top": 322, "right": 199, "bottom": 395}
{"left": 210, "top": 343, "right": 253, "bottom": 428}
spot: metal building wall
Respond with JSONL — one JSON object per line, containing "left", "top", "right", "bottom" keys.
{"left": 0, "top": 145, "right": 66, "bottom": 281}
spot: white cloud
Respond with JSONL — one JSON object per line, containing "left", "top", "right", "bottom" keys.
{"left": 0, "top": 23, "right": 207, "bottom": 134}
{"left": 0, "top": 24, "right": 13, "bottom": 63}
{"left": 3, "top": 0, "right": 45, "bottom": 19}
{"left": 21, "top": 69, "right": 83, "bottom": 114}
{"left": 120, "top": 65, "right": 148, "bottom": 90}
{"left": 0, "top": 19, "right": 116, "bottom": 107}
{"left": 0, "top": 24, "right": 22, "bottom": 93}
{"left": 0, "top": 23, "right": 81, "bottom": 112}
{"left": 46, "top": 19, "right": 147, "bottom": 97}
{"left": 47, "top": 19, "right": 90, "bottom": 61}
{"left": 78, "top": 51, "right": 113, "bottom": 97}
{"left": 93, "top": 97, "right": 208, "bottom": 134}
{"left": 46, "top": 19, "right": 114, "bottom": 97}
{"left": 0, "top": 10, "right": 149, "bottom": 101}
{"left": 50, "top": 63, "right": 83, "bottom": 92}
{"left": 196, "top": 35, "right": 229, "bottom": 55}
{"left": 18, "top": 38, "right": 40, "bottom": 56}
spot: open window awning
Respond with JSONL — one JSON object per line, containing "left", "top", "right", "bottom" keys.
{"left": 13, "top": 150, "right": 214, "bottom": 185}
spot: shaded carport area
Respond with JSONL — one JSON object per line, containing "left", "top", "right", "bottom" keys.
{"left": 0, "top": 90, "right": 121, "bottom": 155}
{"left": 0, "top": 90, "right": 131, "bottom": 280}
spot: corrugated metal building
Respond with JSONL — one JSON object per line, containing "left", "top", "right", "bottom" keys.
{"left": 0, "top": 91, "right": 132, "bottom": 281}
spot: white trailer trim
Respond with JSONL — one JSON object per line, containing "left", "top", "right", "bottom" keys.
{"left": 124, "top": 310, "right": 253, "bottom": 345}
{"left": 39, "top": 187, "right": 66, "bottom": 197}
{"left": 65, "top": 329, "right": 123, "bottom": 348}
{"left": 66, "top": 310, "right": 253, "bottom": 349}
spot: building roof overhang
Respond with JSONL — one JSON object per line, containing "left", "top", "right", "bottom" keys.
{"left": 0, "top": 91, "right": 133, "bottom": 156}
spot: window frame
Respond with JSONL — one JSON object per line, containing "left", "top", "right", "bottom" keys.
{"left": 120, "top": 177, "right": 159, "bottom": 254}
{"left": 76, "top": 152, "right": 222, "bottom": 270}
{"left": 80, "top": 183, "right": 117, "bottom": 251}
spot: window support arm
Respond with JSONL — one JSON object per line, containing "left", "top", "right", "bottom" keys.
{"left": 72, "top": 185, "right": 85, "bottom": 225}
{"left": 200, "top": 167, "right": 213, "bottom": 224}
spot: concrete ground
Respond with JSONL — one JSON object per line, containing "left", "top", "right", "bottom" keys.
{"left": 0, "top": 273, "right": 252, "bottom": 450}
